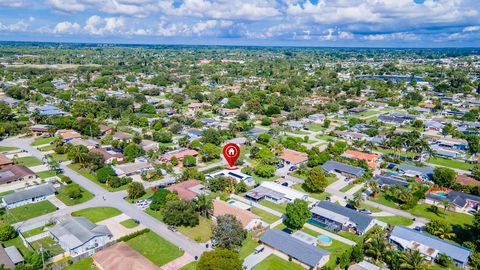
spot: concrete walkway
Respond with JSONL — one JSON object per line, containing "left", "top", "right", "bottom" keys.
{"left": 243, "top": 246, "right": 273, "bottom": 270}
{"left": 303, "top": 223, "right": 356, "bottom": 246}
{"left": 160, "top": 253, "right": 195, "bottom": 270}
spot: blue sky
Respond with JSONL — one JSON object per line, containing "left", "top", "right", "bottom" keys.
{"left": 0, "top": 0, "right": 479, "bottom": 47}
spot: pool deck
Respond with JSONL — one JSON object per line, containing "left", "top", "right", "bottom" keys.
{"left": 303, "top": 223, "right": 356, "bottom": 246}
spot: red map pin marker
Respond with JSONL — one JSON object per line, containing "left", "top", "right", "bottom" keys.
{"left": 223, "top": 143, "right": 240, "bottom": 170}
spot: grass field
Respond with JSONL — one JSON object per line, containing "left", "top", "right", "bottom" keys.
{"left": 315, "top": 135, "right": 337, "bottom": 141}
{"left": 127, "top": 231, "right": 184, "bottom": 267}
{"left": 178, "top": 216, "right": 212, "bottom": 242}
{"left": 352, "top": 110, "right": 378, "bottom": 118}
{"left": 64, "top": 257, "right": 98, "bottom": 270}
{"left": 120, "top": 219, "right": 140, "bottom": 228}
{"left": 71, "top": 207, "right": 121, "bottom": 223}
{"left": 253, "top": 255, "right": 304, "bottom": 270}
{"left": 305, "top": 123, "right": 326, "bottom": 132}
{"left": 251, "top": 207, "right": 280, "bottom": 224}
{"left": 31, "top": 237, "right": 64, "bottom": 256}
{"left": 340, "top": 183, "right": 355, "bottom": 192}
{"left": 427, "top": 157, "right": 473, "bottom": 171}
{"left": 0, "top": 200, "right": 57, "bottom": 223}
{"left": 15, "top": 156, "right": 43, "bottom": 167}
{"left": 376, "top": 215, "right": 414, "bottom": 226}
{"left": 31, "top": 137, "right": 54, "bottom": 146}
{"left": 239, "top": 233, "right": 259, "bottom": 260}
{"left": 259, "top": 200, "right": 287, "bottom": 213}
{"left": 56, "top": 183, "right": 94, "bottom": 206}
{"left": 22, "top": 224, "right": 52, "bottom": 238}
{"left": 36, "top": 170, "right": 56, "bottom": 179}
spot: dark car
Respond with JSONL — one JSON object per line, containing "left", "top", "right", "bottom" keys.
{"left": 345, "top": 203, "right": 357, "bottom": 211}
{"left": 168, "top": 225, "right": 177, "bottom": 232}
{"left": 276, "top": 163, "right": 285, "bottom": 169}
{"left": 289, "top": 166, "right": 297, "bottom": 171}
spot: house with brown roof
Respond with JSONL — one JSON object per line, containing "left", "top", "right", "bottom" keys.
{"left": 93, "top": 242, "right": 158, "bottom": 270}
{"left": 342, "top": 150, "right": 379, "bottom": 168}
{"left": 140, "top": 140, "right": 158, "bottom": 152}
{"left": 280, "top": 149, "right": 308, "bottom": 166}
{"left": 57, "top": 129, "right": 82, "bottom": 142}
{"left": 166, "top": 180, "right": 205, "bottom": 200}
{"left": 69, "top": 139, "right": 98, "bottom": 150}
{"left": 0, "top": 154, "right": 13, "bottom": 169}
{"left": 0, "top": 165, "right": 36, "bottom": 186}
{"left": 160, "top": 148, "right": 199, "bottom": 164}
{"left": 99, "top": 125, "right": 112, "bottom": 135}
{"left": 212, "top": 199, "right": 265, "bottom": 230}
{"left": 113, "top": 131, "right": 133, "bottom": 142}
{"left": 90, "top": 148, "right": 124, "bottom": 164}
{"left": 29, "top": 124, "right": 51, "bottom": 134}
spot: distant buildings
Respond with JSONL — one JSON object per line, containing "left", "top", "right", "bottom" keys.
{"left": 160, "top": 148, "right": 199, "bottom": 164}
{"left": 2, "top": 183, "right": 56, "bottom": 208}
{"left": 38, "top": 105, "right": 66, "bottom": 116}
{"left": 56, "top": 129, "right": 81, "bottom": 142}
{"left": 342, "top": 150, "right": 379, "bottom": 168}
{"left": 397, "top": 164, "right": 434, "bottom": 181}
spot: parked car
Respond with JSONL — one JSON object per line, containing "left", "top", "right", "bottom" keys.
{"left": 254, "top": 245, "right": 265, "bottom": 254}
{"left": 358, "top": 209, "right": 372, "bottom": 215}
{"left": 168, "top": 225, "right": 177, "bottom": 232}
{"left": 467, "top": 209, "right": 478, "bottom": 215}
{"left": 345, "top": 203, "right": 357, "bottom": 211}
{"left": 276, "top": 163, "right": 285, "bottom": 169}
{"left": 289, "top": 166, "right": 297, "bottom": 172}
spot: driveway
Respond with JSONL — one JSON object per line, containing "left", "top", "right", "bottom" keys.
{"left": 97, "top": 213, "right": 146, "bottom": 240}
{"left": 243, "top": 246, "right": 274, "bottom": 270}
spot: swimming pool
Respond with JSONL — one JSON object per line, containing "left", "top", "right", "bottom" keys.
{"left": 435, "top": 192, "right": 448, "bottom": 197}
{"left": 317, "top": 235, "right": 333, "bottom": 246}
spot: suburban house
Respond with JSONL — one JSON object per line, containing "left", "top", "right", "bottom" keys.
{"left": 0, "top": 246, "right": 24, "bottom": 269}
{"left": 186, "top": 129, "right": 202, "bottom": 139}
{"left": 342, "top": 150, "right": 379, "bottom": 168}
{"left": 2, "top": 183, "right": 56, "bottom": 208}
{"left": 283, "top": 120, "right": 304, "bottom": 130}
{"left": 57, "top": 129, "right": 82, "bottom": 142}
{"left": 38, "top": 105, "right": 66, "bottom": 116}
{"left": 160, "top": 148, "right": 199, "bottom": 164}
{"left": 69, "top": 139, "right": 98, "bottom": 149}
{"left": 206, "top": 169, "right": 255, "bottom": 186}
{"left": 389, "top": 226, "right": 471, "bottom": 268}
{"left": 49, "top": 216, "right": 112, "bottom": 257}
{"left": 260, "top": 229, "right": 330, "bottom": 269}
{"left": 0, "top": 154, "right": 13, "bottom": 169}
{"left": 280, "top": 149, "right": 309, "bottom": 166}
{"left": 139, "top": 139, "right": 159, "bottom": 152}
{"left": 113, "top": 158, "right": 154, "bottom": 177}
{"left": 374, "top": 174, "right": 409, "bottom": 188}
{"left": 334, "top": 131, "right": 370, "bottom": 141}
{"left": 90, "top": 148, "right": 125, "bottom": 164}
{"left": 212, "top": 199, "right": 265, "bottom": 230}
{"left": 425, "top": 189, "right": 480, "bottom": 213}
{"left": 245, "top": 181, "right": 309, "bottom": 203}
{"left": 0, "top": 165, "right": 36, "bottom": 186}
{"left": 99, "top": 125, "right": 112, "bottom": 135}
{"left": 430, "top": 145, "right": 464, "bottom": 159}
{"left": 29, "top": 124, "right": 51, "bottom": 134}
{"left": 92, "top": 242, "right": 158, "bottom": 270}
{"left": 397, "top": 164, "right": 434, "bottom": 181}
{"left": 310, "top": 201, "right": 383, "bottom": 235}
{"left": 434, "top": 137, "right": 468, "bottom": 150}
{"left": 322, "top": 160, "right": 365, "bottom": 178}
{"left": 348, "top": 261, "right": 383, "bottom": 270}
{"left": 112, "top": 131, "right": 132, "bottom": 142}
{"left": 378, "top": 114, "right": 415, "bottom": 125}
{"left": 244, "top": 128, "right": 268, "bottom": 140}
{"left": 308, "top": 113, "right": 326, "bottom": 122}
{"left": 166, "top": 179, "right": 206, "bottom": 200}
{"left": 226, "top": 137, "right": 248, "bottom": 146}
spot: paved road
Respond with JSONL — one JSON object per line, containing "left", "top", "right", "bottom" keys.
{"left": 1, "top": 137, "right": 207, "bottom": 257}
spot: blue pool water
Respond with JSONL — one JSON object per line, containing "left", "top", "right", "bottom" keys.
{"left": 317, "top": 235, "right": 332, "bottom": 243}
{"left": 228, "top": 200, "right": 235, "bottom": 205}
{"left": 435, "top": 192, "right": 448, "bottom": 197}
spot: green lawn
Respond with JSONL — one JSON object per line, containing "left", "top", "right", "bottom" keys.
{"left": 374, "top": 148, "right": 416, "bottom": 158}
{"left": 353, "top": 110, "right": 378, "bottom": 118}
{"left": 50, "top": 153, "right": 68, "bottom": 162}
{"left": 31, "top": 237, "right": 64, "bottom": 256}
{"left": 125, "top": 188, "right": 154, "bottom": 203}
{"left": 376, "top": 215, "right": 414, "bottom": 226}
{"left": 120, "top": 219, "right": 140, "bottom": 229}
{"left": 302, "top": 227, "right": 350, "bottom": 270}
{"left": 427, "top": 157, "right": 473, "bottom": 171}
{"left": 56, "top": 183, "right": 94, "bottom": 206}
{"left": 0, "top": 146, "right": 18, "bottom": 152}
{"left": 291, "top": 184, "right": 331, "bottom": 201}
{"left": 15, "top": 156, "right": 43, "bottom": 167}
{"left": 64, "top": 257, "right": 98, "bottom": 270}
{"left": 306, "top": 123, "right": 326, "bottom": 132}
{"left": 253, "top": 254, "right": 304, "bottom": 270}
{"left": 36, "top": 170, "right": 56, "bottom": 179}
{"left": 0, "top": 200, "right": 57, "bottom": 223}
{"left": 31, "top": 137, "right": 54, "bottom": 146}
{"left": 315, "top": 135, "right": 337, "bottom": 141}
{"left": 1, "top": 236, "right": 32, "bottom": 256}
{"left": 340, "top": 183, "right": 355, "bottom": 193}
{"left": 126, "top": 231, "right": 184, "bottom": 267}
{"left": 145, "top": 208, "right": 164, "bottom": 222}
{"left": 38, "top": 145, "right": 55, "bottom": 152}
{"left": 251, "top": 207, "right": 280, "bottom": 224}
{"left": 179, "top": 262, "right": 198, "bottom": 270}
{"left": 178, "top": 216, "right": 212, "bottom": 242}
{"left": 22, "top": 225, "right": 51, "bottom": 238}
{"left": 68, "top": 164, "right": 128, "bottom": 192}
{"left": 71, "top": 207, "right": 121, "bottom": 223}
{"left": 239, "top": 233, "right": 259, "bottom": 260}
{"left": 259, "top": 200, "right": 286, "bottom": 213}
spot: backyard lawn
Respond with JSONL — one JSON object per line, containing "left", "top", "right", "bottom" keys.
{"left": 427, "top": 157, "right": 473, "bottom": 171}
{"left": 31, "top": 137, "right": 54, "bottom": 146}
{"left": 71, "top": 207, "right": 121, "bottom": 223}
{"left": 178, "top": 216, "right": 212, "bottom": 242}
{"left": 251, "top": 207, "right": 280, "bottom": 224}
{"left": 259, "top": 200, "right": 286, "bottom": 213}
{"left": 239, "top": 233, "right": 259, "bottom": 260}
{"left": 376, "top": 215, "right": 413, "bottom": 226}
{"left": 56, "top": 183, "right": 94, "bottom": 206}
{"left": 126, "top": 231, "right": 184, "bottom": 267}
{"left": 15, "top": 156, "right": 43, "bottom": 167}
{"left": 0, "top": 200, "right": 57, "bottom": 223}
{"left": 31, "top": 237, "right": 64, "bottom": 256}
{"left": 64, "top": 257, "right": 98, "bottom": 270}
{"left": 253, "top": 255, "right": 304, "bottom": 270}
{"left": 120, "top": 219, "right": 140, "bottom": 229}
{"left": 36, "top": 170, "right": 56, "bottom": 179}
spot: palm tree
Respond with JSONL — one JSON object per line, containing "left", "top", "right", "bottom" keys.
{"left": 195, "top": 194, "right": 212, "bottom": 217}
{"left": 368, "top": 181, "right": 380, "bottom": 198}
{"left": 400, "top": 250, "right": 428, "bottom": 270}
{"left": 352, "top": 192, "right": 364, "bottom": 207}
{"left": 440, "top": 200, "right": 453, "bottom": 214}
{"left": 365, "top": 234, "right": 387, "bottom": 262}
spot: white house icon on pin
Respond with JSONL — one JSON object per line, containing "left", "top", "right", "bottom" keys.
{"left": 228, "top": 148, "right": 235, "bottom": 156}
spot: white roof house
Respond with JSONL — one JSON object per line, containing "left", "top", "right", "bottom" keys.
{"left": 206, "top": 169, "right": 254, "bottom": 186}
{"left": 260, "top": 181, "right": 310, "bottom": 202}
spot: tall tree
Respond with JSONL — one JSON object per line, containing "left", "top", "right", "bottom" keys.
{"left": 211, "top": 215, "right": 246, "bottom": 250}
{"left": 284, "top": 199, "right": 311, "bottom": 230}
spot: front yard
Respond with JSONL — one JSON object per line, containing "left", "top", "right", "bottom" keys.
{"left": 251, "top": 207, "right": 280, "bottom": 224}
{"left": 427, "top": 157, "right": 473, "bottom": 171}
{"left": 68, "top": 164, "right": 128, "bottom": 192}
{"left": 253, "top": 254, "right": 304, "bottom": 270}
{"left": 126, "top": 231, "right": 184, "bottom": 267}
{"left": 0, "top": 200, "right": 57, "bottom": 223}
{"left": 177, "top": 216, "right": 212, "bottom": 242}
{"left": 56, "top": 183, "right": 94, "bottom": 206}
{"left": 31, "top": 137, "right": 54, "bottom": 146}
{"left": 71, "top": 207, "right": 121, "bottom": 223}
{"left": 15, "top": 156, "right": 43, "bottom": 167}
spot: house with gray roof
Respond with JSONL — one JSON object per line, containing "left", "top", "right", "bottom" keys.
{"left": 260, "top": 229, "right": 330, "bottom": 268}
{"left": 374, "top": 174, "right": 409, "bottom": 188}
{"left": 2, "top": 183, "right": 56, "bottom": 209}
{"left": 0, "top": 246, "right": 23, "bottom": 269}
{"left": 310, "top": 201, "right": 383, "bottom": 235}
{"left": 397, "top": 164, "right": 434, "bottom": 180}
{"left": 425, "top": 190, "right": 480, "bottom": 213}
{"left": 49, "top": 216, "right": 112, "bottom": 256}
{"left": 322, "top": 160, "right": 365, "bottom": 178}
{"left": 389, "top": 226, "right": 471, "bottom": 268}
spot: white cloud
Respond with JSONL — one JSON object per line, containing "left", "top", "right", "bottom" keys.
{"left": 0, "top": 0, "right": 25, "bottom": 7}
{"left": 53, "top": 21, "right": 81, "bottom": 34}
{"left": 364, "top": 32, "right": 418, "bottom": 41}
{"left": 0, "top": 20, "right": 29, "bottom": 32}
{"left": 463, "top": 25, "right": 480, "bottom": 32}
{"left": 84, "top": 15, "right": 125, "bottom": 35}
{"left": 339, "top": 31, "right": 354, "bottom": 39}
{"left": 48, "top": 0, "right": 88, "bottom": 12}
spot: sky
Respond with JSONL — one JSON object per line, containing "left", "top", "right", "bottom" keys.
{"left": 0, "top": 0, "right": 480, "bottom": 47}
